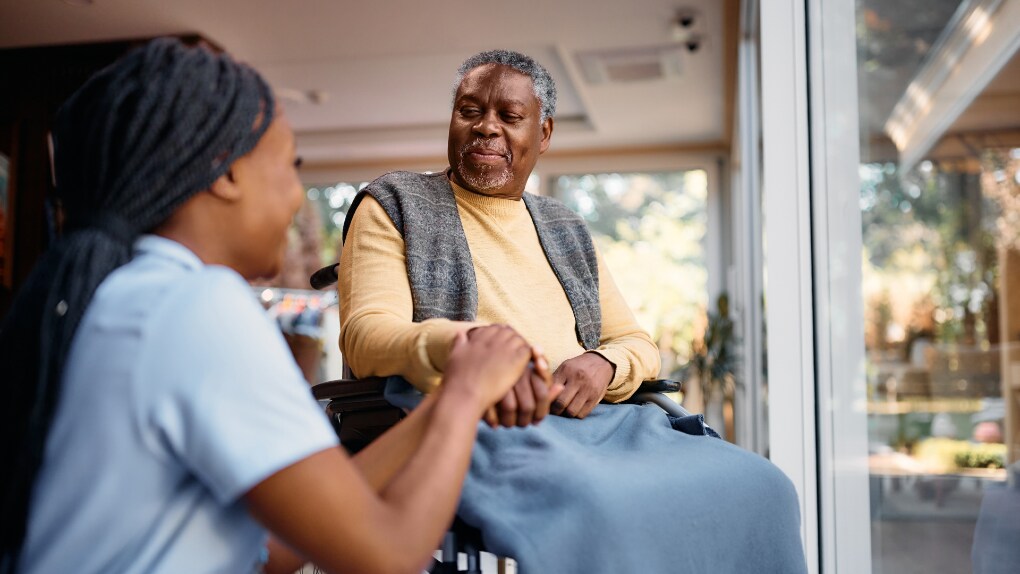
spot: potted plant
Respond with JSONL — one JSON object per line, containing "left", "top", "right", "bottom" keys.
{"left": 683, "top": 293, "right": 739, "bottom": 439}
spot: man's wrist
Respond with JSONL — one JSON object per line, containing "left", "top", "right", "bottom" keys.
{"left": 585, "top": 351, "right": 617, "bottom": 387}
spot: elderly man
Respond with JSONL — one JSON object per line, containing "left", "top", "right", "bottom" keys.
{"left": 338, "top": 51, "right": 806, "bottom": 573}
{"left": 339, "top": 51, "right": 659, "bottom": 426}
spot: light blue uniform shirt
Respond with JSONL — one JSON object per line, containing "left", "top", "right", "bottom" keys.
{"left": 20, "top": 235, "right": 339, "bottom": 574}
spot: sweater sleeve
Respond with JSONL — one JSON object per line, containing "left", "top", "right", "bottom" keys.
{"left": 589, "top": 249, "right": 662, "bottom": 402}
{"left": 338, "top": 195, "right": 482, "bottom": 392}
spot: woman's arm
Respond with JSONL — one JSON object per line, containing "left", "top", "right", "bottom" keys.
{"left": 245, "top": 326, "right": 531, "bottom": 574}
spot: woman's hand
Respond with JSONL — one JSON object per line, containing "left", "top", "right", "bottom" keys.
{"left": 442, "top": 324, "right": 533, "bottom": 417}
{"left": 484, "top": 347, "right": 564, "bottom": 428}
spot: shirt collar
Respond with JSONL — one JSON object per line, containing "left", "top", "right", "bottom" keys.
{"left": 133, "top": 234, "right": 204, "bottom": 271}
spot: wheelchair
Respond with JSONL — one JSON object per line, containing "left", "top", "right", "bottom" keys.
{"left": 308, "top": 263, "right": 691, "bottom": 573}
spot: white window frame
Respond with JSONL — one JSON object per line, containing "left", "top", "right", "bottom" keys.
{"left": 806, "top": 0, "right": 873, "bottom": 571}
{"left": 760, "top": 0, "right": 820, "bottom": 568}
{"left": 761, "top": 0, "right": 872, "bottom": 572}
{"left": 731, "top": 0, "right": 767, "bottom": 455}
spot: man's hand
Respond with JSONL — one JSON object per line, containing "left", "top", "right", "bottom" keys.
{"left": 550, "top": 352, "right": 615, "bottom": 419}
{"left": 484, "top": 347, "right": 564, "bottom": 428}
{"left": 443, "top": 325, "right": 532, "bottom": 416}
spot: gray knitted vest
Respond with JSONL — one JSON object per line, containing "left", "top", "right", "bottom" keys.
{"left": 342, "top": 170, "right": 602, "bottom": 350}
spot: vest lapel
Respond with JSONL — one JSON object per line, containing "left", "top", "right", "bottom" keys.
{"left": 350, "top": 171, "right": 601, "bottom": 350}
{"left": 522, "top": 193, "right": 602, "bottom": 350}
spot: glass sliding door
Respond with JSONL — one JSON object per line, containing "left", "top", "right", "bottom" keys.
{"left": 795, "top": 0, "right": 1020, "bottom": 571}
{"left": 763, "top": 0, "right": 1020, "bottom": 570}
{"left": 854, "top": 1, "right": 1020, "bottom": 571}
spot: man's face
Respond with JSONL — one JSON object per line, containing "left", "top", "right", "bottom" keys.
{"left": 448, "top": 64, "right": 553, "bottom": 199}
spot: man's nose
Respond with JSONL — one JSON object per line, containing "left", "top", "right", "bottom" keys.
{"left": 472, "top": 111, "right": 501, "bottom": 137}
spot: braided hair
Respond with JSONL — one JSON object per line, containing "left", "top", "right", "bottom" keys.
{"left": 0, "top": 38, "right": 275, "bottom": 571}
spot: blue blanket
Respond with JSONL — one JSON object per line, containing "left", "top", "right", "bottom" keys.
{"left": 386, "top": 379, "right": 807, "bottom": 573}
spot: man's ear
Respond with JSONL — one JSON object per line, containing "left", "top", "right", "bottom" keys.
{"left": 539, "top": 117, "right": 554, "bottom": 154}
{"left": 207, "top": 170, "right": 243, "bottom": 202}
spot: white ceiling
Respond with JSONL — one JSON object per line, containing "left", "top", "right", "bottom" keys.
{"left": 0, "top": 0, "right": 729, "bottom": 167}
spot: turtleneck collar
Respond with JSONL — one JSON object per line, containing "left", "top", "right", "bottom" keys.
{"left": 447, "top": 172, "right": 528, "bottom": 220}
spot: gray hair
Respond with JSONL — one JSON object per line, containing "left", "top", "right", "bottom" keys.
{"left": 453, "top": 50, "right": 557, "bottom": 123}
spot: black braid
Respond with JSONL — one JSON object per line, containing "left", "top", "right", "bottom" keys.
{"left": 0, "top": 37, "right": 275, "bottom": 571}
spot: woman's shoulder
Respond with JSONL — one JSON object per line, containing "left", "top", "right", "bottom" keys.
{"left": 158, "top": 265, "right": 269, "bottom": 334}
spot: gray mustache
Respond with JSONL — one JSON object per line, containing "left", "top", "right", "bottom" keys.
{"left": 461, "top": 139, "right": 510, "bottom": 158}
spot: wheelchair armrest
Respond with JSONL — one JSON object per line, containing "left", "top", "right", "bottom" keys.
{"left": 629, "top": 392, "right": 692, "bottom": 417}
{"left": 627, "top": 379, "right": 691, "bottom": 418}
{"left": 312, "top": 377, "right": 401, "bottom": 454}
{"left": 638, "top": 378, "right": 683, "bottom": 393}
{"left": 311, "top": 376, "right": 389, "bottom": 401}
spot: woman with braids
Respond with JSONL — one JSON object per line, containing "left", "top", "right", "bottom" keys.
{"left": 0, "top": 38, "right": 560, "bottom": 574}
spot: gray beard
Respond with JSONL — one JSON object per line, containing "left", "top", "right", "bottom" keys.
{"left": 457, "top": 139, "right": 514, "bottom": 191}
{"left": 458, "top": 160, "right": 514, "bottom": 191}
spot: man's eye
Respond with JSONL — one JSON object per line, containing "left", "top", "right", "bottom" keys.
{"left": 293, "top": 156, "right": 304, "bottom": 169}
{"left": 460, "top": 108, "right": 481, "bottom": 117}
{"left": 502, "top": 114, "right": 522, "bottom": 122}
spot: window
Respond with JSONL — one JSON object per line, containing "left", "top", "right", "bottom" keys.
{"left": 855, "top": 1, "right": 1020, "bottom": 571}
{"left": 553, "top": 170, "right": 711, "bottom": 405}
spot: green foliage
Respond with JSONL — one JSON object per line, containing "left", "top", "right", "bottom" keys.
{"left": 686, "top": 293, "right": 739, "bottom": 399}
{"left": 860, "top": 162, "right": 1000, "bottom": 346}
{"left": 304, "top": 182, "right": 365, "bottom": 267}
{"left": 914, "top": 437, "right": 1007, "bottom": 471}
{"left": 954, "top": 449, "right": 1005, "bottom": 470}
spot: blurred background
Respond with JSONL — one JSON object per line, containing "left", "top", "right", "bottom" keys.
{"left": 1, "top": 0, "right": 1018, "bottom": 571}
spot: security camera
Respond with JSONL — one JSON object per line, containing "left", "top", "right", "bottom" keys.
{"left": 676, "top": 9, "right": 697, "bottom": 29}
{"left": 671, "top": 8, "right": 699, "bottom": 42}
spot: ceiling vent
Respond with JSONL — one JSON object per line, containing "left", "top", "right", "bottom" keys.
{"left": 277, "top": 88, "right": 330, "bottom": 105}
{"left": 575, "top": 45, "right": 688, "bottom": 85}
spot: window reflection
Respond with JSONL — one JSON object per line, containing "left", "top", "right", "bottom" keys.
{"left": 856, "top": 0, "right": 1020, "bottom": 571}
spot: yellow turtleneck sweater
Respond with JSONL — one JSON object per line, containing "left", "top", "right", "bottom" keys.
{"left": 338, "top": 177, "right": 660, "bottom": 402}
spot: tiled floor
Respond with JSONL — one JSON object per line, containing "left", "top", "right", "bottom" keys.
{"left": 871, "top": 473, "right": 1020, "bottom": 573}
{"left": 873, "top": 519, "right": 977, "bottom": 574}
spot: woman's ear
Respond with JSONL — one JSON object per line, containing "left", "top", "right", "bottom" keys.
{"left": 207, "top": 170, "right": 243, "bottom": 202}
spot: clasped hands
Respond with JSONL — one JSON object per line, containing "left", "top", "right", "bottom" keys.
{"left": 462, "top": 325, "right": 614, "bottom": 428}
